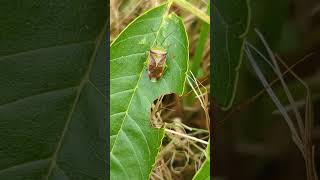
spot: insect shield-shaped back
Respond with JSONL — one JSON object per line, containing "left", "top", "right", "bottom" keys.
{"left": 148, "top": 47, "right": 167, "bottom": 82}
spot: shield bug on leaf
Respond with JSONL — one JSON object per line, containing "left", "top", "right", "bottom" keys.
{"left": 147, "top": 47, "right": 167, "bottom": 82}
{"left": 147, "top": 30, "right": 174, "bottom": 82}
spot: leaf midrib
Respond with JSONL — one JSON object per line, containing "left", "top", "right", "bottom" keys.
{"left": 43, "top": 22, "right": 108, "bottom": 179}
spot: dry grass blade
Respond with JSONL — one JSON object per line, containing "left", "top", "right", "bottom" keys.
{"left": 151, "top": 118, "right": 209, "bottom": 179}
{"left": 164, "top": 129, "right": 208, "bottom": 145}
{"left": 275, "top": 55, "right": 319, "bottom": 180}
{"left": 244, "top": 29, "right": 318, "bottom": 180}
{"left": 255, "top": 30, "right": 305, "bottom": 138}
{"left": 244, "top": 41, "right": 304, "bottom": 156}
{"left": 186, "top": 71, "right": 210, "bottom": 129}
{"left": 150, "top": 71, "right": 210, "bottom": 179}
{"left": 150, "top": 92, "right": 209, "bottom": 179}
{"left": 219, "top": 52, "right": 314, "bottom": 125}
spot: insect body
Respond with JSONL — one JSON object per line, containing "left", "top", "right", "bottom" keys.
{"left": 147, "top": 47, "right": 167, "bottom": 82}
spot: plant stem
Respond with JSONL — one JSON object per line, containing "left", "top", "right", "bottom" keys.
{"left": 173, "top": 0, "right": 210, "bottom": 24}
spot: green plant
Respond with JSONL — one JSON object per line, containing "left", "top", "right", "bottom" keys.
{"left": 110, "top": 1, "right": 210, "bottom": 179}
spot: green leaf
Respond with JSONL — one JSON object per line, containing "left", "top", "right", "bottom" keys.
{"left": 110, "top": 3, "right": 189, "bottom": 179}
{"left": 212, "top": 0, "right": 251, "bottom": 109}
{"left": 0, "top": 1, "right": 107, "bottom": 180}
{"left": 193, "top": 143, "right": 210, "bottom": 180}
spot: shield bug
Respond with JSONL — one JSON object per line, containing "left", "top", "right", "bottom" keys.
{"left": 147, "top": 47, "right": 167, "bottom": 82}
{"left": 147, "top": 31, "right": 174, "bottom": 82}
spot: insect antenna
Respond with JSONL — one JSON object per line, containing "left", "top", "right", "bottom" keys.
{"left": 149, "top": 26, "right": 175, "bottom": 48}
{"left": 150, "top": 27, "right": 157, "bottom": 39}
{"left": 159, "top": 30, "right": 175, "bottom": 47}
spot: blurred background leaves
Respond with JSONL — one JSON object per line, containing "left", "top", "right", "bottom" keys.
{"left": 214, "top": 0, "right": 320, "bottom": 179}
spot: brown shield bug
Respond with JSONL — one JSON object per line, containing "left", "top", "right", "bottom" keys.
{"left": 147, "top": 47, "right": 167, "bottom": 82}
{"left": 146, "top": 31, "right": 174, "bottom": 82}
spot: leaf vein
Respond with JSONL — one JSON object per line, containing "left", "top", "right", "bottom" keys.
{"left": 110, "top": 88, "right": 135, "bottom": 97}
{"left": 110, "top": 74, "right": 137, "bottom": 81}
{"left": 110, "top": 52, "right": 145, "bottom": 62}
{"left": 43, "top": 22, "right": 108, "bottom": 180}
{"left": 127, "top": 114, "right": 151, "bottom": 156}
{"left": 121, "top": 130, "right": 145, "bottom": 179}
{"left": 0, "top": 86, "right": 77, "bottom": 108}
{"left": 110, "top": 153, "right": 130, "bottom": 179}
{"left": 112, "top": 32, "right": 155, "bottom": 48}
